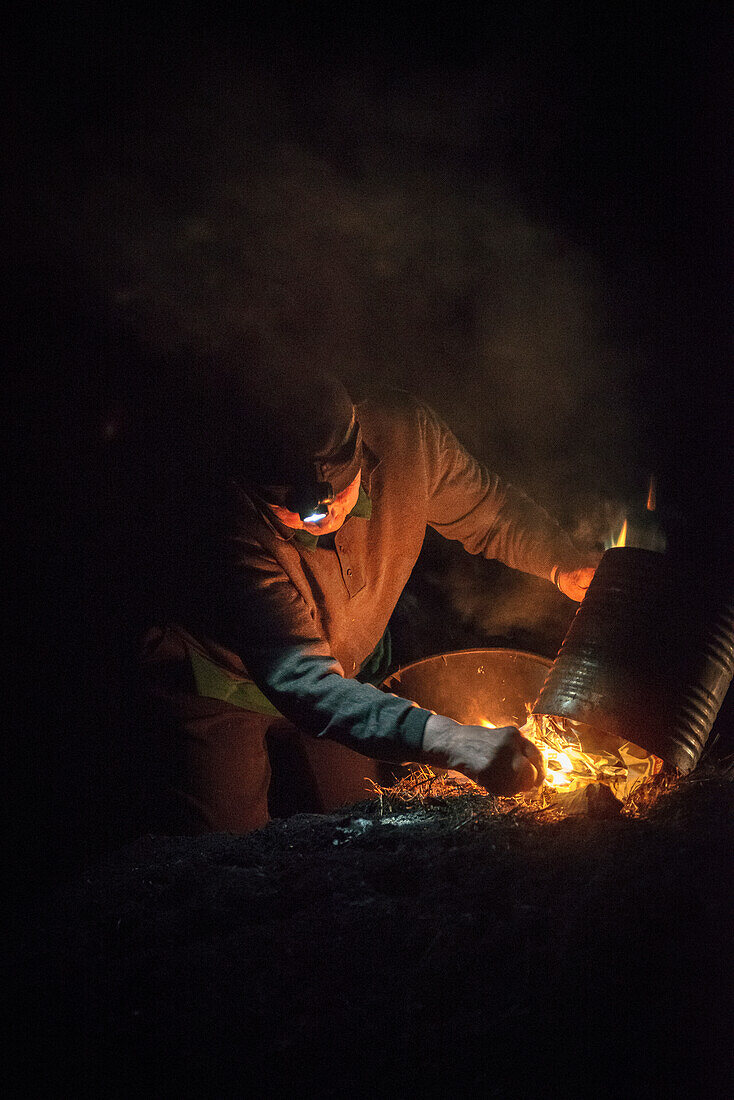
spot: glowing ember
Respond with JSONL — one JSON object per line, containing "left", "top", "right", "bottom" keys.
{"left": 646, "top": 474, "right": 656, "bottom": 512}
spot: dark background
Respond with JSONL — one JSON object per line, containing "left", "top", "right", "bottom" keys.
{"left": 5, "top": 4, "right": 731, "bottom": 881}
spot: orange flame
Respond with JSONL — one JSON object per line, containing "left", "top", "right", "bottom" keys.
{"left": 484, "top": 714, "right": 661, "bottom": 800}
{"left": 479, "top": 717, "right": 664, "bottom": 796}
{"left": 646, "top": 475, "right": 656, "bottom": 512}
{"left": 614, "top": 519, "right": 627, "bottom": 547}
{"left": 482, "top": 718, "right": 592, "bottom": 792}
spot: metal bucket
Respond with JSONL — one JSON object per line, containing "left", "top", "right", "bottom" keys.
{"left": 532, "top": 547, "right": 734, "bottom": 774}
{"left": 381, "top": 648, "right": 553, "bottom": 728}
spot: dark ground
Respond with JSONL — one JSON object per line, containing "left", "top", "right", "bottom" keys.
{"left": 5, "top": 5, "right": 733, "bottom": 1095}
{"left": 6, "top": 774, "right": 733, "bottom": 1096}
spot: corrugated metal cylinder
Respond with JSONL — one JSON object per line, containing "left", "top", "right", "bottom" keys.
{"left": 532, "top": 548, "right": 734, "bottom": 773}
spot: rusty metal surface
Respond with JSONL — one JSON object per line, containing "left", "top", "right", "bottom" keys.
{"left": 382, "top": 648, "right": 553, "bottom": 728}
{"left": 532, "top": 548, "right": 734, "bottom": 773}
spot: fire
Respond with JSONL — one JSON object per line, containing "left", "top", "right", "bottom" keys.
{"left": 481, "top": 714, "right": 662, "bottom": 801}
{"left": 370, "top": 714, "right": 667, "bottom": 821}
{"left": 646, "top": 474, "right": 656, "bottom": 512}
{"left": 613, "top": 519, "right": 627, "bottom": 547}
{"left": 518, "top": 714, "right": 612, "bottom": 794}
{"left": 481, "top": 716, "right": 582, "bottom": 792}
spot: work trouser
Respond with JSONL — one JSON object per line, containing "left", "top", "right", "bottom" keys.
{"left": 141, "top": 627, "right": 395, "bottom": 834}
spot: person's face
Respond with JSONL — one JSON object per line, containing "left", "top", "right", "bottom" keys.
{"left": 267, "top": 471, "right": 362, "bottom": 535}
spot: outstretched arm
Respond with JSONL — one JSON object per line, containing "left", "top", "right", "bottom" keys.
{"left": 419, "top": 401, "right": 599, "bottom": 587}
{"left": 219, "top": 532, "right": 544, "bottom": 793}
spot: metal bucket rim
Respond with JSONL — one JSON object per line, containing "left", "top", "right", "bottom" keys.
{"left": 382, "top": 647, "right": 554, "bottom": 686}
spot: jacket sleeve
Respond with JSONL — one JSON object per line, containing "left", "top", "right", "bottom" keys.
{"left": 418, "top": 402, "right": 589, "bottom": 580}
{"left": 217, "top": 527, "right": 431, "bottom": 761}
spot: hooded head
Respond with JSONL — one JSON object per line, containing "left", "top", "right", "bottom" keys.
{"left": 229, "top": 371, "right": 363, "bottom": 522}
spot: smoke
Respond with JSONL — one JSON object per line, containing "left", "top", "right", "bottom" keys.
{"left": 58, "top": 56, "right": 647, "bottom": 649}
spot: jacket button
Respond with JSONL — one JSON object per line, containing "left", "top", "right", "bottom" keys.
{"left": 346, "top": 568, "right": 353, "bottom": 576}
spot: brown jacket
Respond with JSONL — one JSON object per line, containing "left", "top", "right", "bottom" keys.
{"left": 149, "top": 390, "right": 587, "bottom": 760}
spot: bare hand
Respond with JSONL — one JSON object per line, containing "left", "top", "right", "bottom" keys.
{"left": 421, "top": 716, "right": 545, "bottom": 796}
{"left": 556, "top": 565, "right": 597, "bottom": 602}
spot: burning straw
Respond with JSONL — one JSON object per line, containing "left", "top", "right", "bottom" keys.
{"left": 368, "top": 763, "right": 678, "bottom": 822}
{"left": 368, "top": 710, "right": 680, "bottom": 822}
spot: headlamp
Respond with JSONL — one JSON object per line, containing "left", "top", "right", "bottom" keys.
{"left": 288, "top": 481, "right": 335, "bottom": 524}
{"left": 254, "top": 409, "right": 361, "bottom": 524}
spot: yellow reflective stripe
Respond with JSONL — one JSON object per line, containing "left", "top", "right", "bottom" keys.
{"left": 188, "top": 647, "right": 283, "bottom": 717}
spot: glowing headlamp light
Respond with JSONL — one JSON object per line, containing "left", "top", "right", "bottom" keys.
{"left": 291, "top": 481, "right": 335, "bottom": 524}
{"left": 303, "top": 507, "right": 329, "bottom": 524}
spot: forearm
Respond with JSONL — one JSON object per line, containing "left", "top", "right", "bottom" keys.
{"left": 246, "top": 644, "right": 432, "bottom": 761}
{"left": 423, "top": 405, "right": 590, "bottom": 581}
{"left": 413, "top": 713, "right": 463, "bottom": 768}
{"left": 473, "top": 482, "right": 588, "bottom": 580}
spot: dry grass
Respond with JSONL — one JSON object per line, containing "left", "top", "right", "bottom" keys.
{"left": 366, "top": 762, "right": 686, "bottom": 822}
{"left": 367, "top": 729, "right": 734, "bottom": 822}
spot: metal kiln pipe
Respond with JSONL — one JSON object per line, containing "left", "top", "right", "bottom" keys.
{"left": 532, "top": 548, "right": 734, "bottom": 774}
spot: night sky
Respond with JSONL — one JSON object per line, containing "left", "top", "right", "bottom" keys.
{"left": 6, "top": 5, "right": 732, "bottom": 868}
